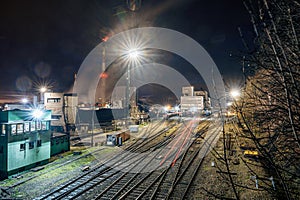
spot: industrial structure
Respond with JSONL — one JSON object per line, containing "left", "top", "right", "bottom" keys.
{"left": 43, "top": 92, "right": 64, "bottom": 132}
{"left": 0, "top": 109, "right": 52, "bottom": 179}
{"left": 63, "top": 93, "right": 78, "bottom": 133}
{"left": 43, "top": 92, "right": 78, "bottom": 133}
{"left": 180, "top": 86, "right": 210, "bottom": 114}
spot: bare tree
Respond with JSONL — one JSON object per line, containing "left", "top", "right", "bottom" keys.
{"left": 237, "top": 0, "right": 300, "bottom": 199}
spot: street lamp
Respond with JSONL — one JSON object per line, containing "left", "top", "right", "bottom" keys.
{"left": 230, "top": 89, "right": 240, "bottom": 99}
{"left": 22, "top": 98, "right": 28, "bottom": 104}
{"left": 125, "top": 48, "right": 142, "bottom": 126}
{"left": 127, "top": 49, "right": 141, "bottom": 60}
{"left": 40, "top": 87, "right": 47, "bottom": 104}
{"left": 40, "top": 87, "right": 47, "bottom": 93}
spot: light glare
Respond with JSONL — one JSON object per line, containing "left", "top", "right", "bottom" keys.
{"left": 32, "top": 109, "right": 43, "bottom": 119}
{"left": 230, "top": 89, "right": 240, "bottom": 98}
{"left": 22, "top": 98, "right": 28, "bottom": 103}
{"left": 40, "top": 87, "right": 47, "bottom": 93}
{"left": 128, "top": 49, "right": 140, "bottom": 60}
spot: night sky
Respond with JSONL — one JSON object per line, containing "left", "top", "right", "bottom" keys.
{"left": 0, "top": 0, "right": 252, "bottom": 102}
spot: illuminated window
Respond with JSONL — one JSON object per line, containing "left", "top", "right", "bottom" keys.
{"left": 42, "top": 122, "right": 47, "bottom": 130}
{"left": 1, "top": 125, "right": 5, "bottom": 136}
{"left": 11, "top": 124, "right": 16, "bottom": 135}
{"left": 24, "top": 122, "right": 30, "bottom": 132}
{"left": 47, "top": 98, "right": 61, "bottom": 103}
{"left": 31, "top": 121, "right": 36, "bottom": 131}
{"left": 17, "top": 124, "right": 23, "bottom": 134}
{"left": 36, "top": 121, "right": 41, "bottom": 130}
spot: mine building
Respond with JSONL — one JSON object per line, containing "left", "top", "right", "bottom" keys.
{"left": 0, "top": 109, "right": 52, "bottom": 179}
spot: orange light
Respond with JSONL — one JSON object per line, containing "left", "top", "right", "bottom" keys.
{"left": 102, "top": 36, "right": 109, "bottom": 42}
{"left": 100, "top": 72, "right": 108, "bottom": 79}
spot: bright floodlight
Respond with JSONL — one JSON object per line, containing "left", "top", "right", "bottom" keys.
{"left": 40, "top": 87, "right": 47, "bottom": 93}
{"left": 127, "top": 49, "right": 140, "bottom": 60}
{"left": 230, "top": 89, "right": 240, "bottom": 98}
{"left": 22, "top": 98, "right": 28, "bottom": 104}
{"left": 32, "top": 109, "right": 43, "bottom": 119}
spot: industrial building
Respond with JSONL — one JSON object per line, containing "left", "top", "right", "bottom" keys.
{"left": 43, "top": 92, "right": 78, "bottom": 133}
{"left": 63, "top": 93, "right": 78, "bottom": 133}
{"left": 44, "top": 92, "right": 64, "bottom": 132}
{"left": 0, "top": 109, "right": 52, "bottom": 179}
{"left": 180, "top": 86, "right": 210, "bottom": 114}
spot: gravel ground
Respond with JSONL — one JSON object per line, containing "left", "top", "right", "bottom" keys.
{"left": 187, "top": 122, "right": 274, "bottom": 200}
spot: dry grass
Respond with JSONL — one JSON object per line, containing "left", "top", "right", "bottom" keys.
{"left": 188, "top": 121, "right": 273, "bottom": 199}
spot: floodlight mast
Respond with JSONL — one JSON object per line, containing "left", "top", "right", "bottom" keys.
{"left": 125, "top": 48, "right": 142, "bottom": 126}
{"left": 40, "top": 87, "right": 47, "bottom": 104}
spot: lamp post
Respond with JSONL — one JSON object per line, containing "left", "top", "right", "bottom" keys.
{"left": 22, "top": 98, "right": 29, "bottom": 105}
{"left": 125, "top": 49, "right": 141, "bottom": 126}
{"left": 91, "top": 105, "right": 95, "bottom": 147}
{"left": 40, "top": 87, "right": 47, "bottom": 104}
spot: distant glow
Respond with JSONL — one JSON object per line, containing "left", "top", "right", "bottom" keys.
{"left": 32, "top": 109, "right": 43, "bottom": 119}
{"left": 227, "top": 102, "right": 233, "bottom": 106}
{"left": 230, "top": 89, "right": 240, "bottom": 98}
{"left": 22, "top": 98, "right": 28, "bottom": 104}
{"left": 40, "top": 87, "right": 47, "bottom": 93}
{"left": 102, "top": 36, "right": 109, "bottom": 42}
{"left": 164, "top": 105, "right": 171, "bottom": 112}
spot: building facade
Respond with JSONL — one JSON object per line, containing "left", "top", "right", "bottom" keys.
{"left": 44, "top": 92, "right": 64, "bottom": 132}
{"left": 63, "top": 93, "right": 78, "bottom": 133}
{"left": 180, "top": 86, "right": 209, "bottom": 114}
{"left": 180, "top": 96, "right": 204, "bottom": 113}
{"left": 0, "top": 109, "right": 52, "bottom": 179}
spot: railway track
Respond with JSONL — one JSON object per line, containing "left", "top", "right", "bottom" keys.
{"left": 167, "top": 120, "right": 222, "bottom": 199}
{"left": 35, "top": 118, "right": 222, "bottom": 200}
{"left": 115, "top": 120, "right": 214, "bottom": 200}
{"left": 34, "top": 120, "right": 179, "bottom": 200}
{"left": 85, "top": 119, "right": 212, "bottom": 200}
